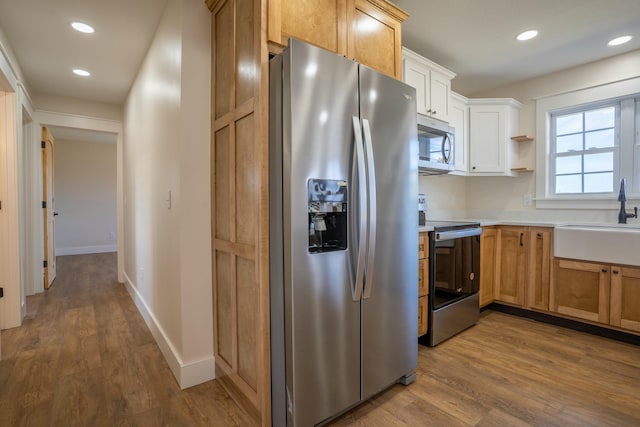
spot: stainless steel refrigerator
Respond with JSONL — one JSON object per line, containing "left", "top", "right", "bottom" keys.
{"left": 269, "top": 39, "right": 418, "bottom": 426}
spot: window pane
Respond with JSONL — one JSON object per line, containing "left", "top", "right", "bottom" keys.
{"left": 585, "top": 107, "right": 615, "bottom": 131}
{"left": 556, "top": 155, "right": 582, "bottom": 174}
{"left": 556, "top": 134, "right": 583, "bottom": 153}
{"left": 584, "top": 172, "right": 613, "bottom": 193}
{"left": 584, "top": 152, "right": 613, "bottom": 173}
{"left": 556, "top": 174, "right": 582, "bottom": 193}
{"left": 556, "top": 113, "right": 583, "bottom": 135}
{"left": 585, "top": 129, "right": 615, "bottom": 149}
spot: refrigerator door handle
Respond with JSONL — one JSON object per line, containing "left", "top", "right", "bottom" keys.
{"left": 352, "top": 116, "right": 367, "bottom": 301}
{"left": 362, "top": 119, "right": 377, "bottom": 299}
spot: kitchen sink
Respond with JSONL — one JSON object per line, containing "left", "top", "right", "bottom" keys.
{"left": 554, "top": 223, "right": 640, "bottom": 266}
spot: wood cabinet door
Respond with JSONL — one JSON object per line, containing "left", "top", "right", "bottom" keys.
{"left": 551, "top": 259, "right": 610, "bottom": 324}
{"left": 526, "top": 228, "right": 552, "bottom": 311}
{"left": 346, "top": 0, "right": 405, "bottom": 79}
{"left": 418, "top": 295, "right": 428, "bottom": 337}
{"left": 479, "top": 226, "right": 496, "bottom": 307}
{"left": 418, "top": 232, "right": 427, "bottom": 259}
{"left": 610, "top": 266, "right": 640, "bottom": 332}
{"left": 268, "top": 0, "right": 347, "bottom": 54}
{"left": 495, "top": 226, "right": 526, "bottom": 306}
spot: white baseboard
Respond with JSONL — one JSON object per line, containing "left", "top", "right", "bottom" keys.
{"left": 56, "top": 244, "right": 117, "bottom": 256}
{"left": 122, "top": 271, "right": 215, "bottom": 389}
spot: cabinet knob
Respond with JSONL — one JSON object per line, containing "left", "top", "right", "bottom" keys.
{"left": 432, "top": 110, "right": 437, "bottom": 115}
{"left": 472, "top": 166, "right": 476, "bottom": 170}
{"left": 519, "top": 233, "right": 524, "bottom": 246}
{"left": 537, "top": 233, "right": 543, "bottom": 238}
{"left": 613, "top": 270, "right": 619, "bottom": 275}
{"left": 602, "top": 268, "right": 607, "bottom": 273}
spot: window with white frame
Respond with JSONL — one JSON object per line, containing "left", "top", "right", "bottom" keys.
{"left": 549, "top": 95, "right": 638, "bottom": 197}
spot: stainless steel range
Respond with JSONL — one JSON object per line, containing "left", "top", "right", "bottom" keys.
{"left": 426, "top": 221, "right": 482, "bottom": 346}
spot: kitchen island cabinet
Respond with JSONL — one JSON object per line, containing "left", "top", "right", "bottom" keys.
{"left": 268, "top": 0, "right": 407, "bottom": 79}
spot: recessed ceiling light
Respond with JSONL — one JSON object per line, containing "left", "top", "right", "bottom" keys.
{"left": 608, "top": 35, "right": 632, "bottom": 46}
{"left": 73, "top": 69, "right": 91, "bottom": 77}
{"left": 516, "top": 30, "right": 538, "bottom": 41}
{"left": 71, "top": 22, "right": 94, "bottom": 34}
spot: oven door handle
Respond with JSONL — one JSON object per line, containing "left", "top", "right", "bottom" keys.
{"left": 434, "top": 227, "right": 482, "bottom": 241}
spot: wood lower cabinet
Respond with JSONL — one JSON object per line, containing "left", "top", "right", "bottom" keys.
{"left": 526, "top": 228, "right": 552, "bottom": 311}
{"left": 418, "top": 232, "right": 429, "bottom": 336}
{"left": 418, "top": 295, "right": 428, "bottom": 337}
{"left": 551, "top": 259, "right": 610, "bottom": 324}
{"left": 267, "top": 0, "right": 407, "bottom": 79}
{"left": 479, "top": 226, "right": 496, "bottom": 307}
{"left": 495, "top": 226, "right": 527, "bottom": 306}
{"left": 609, "top": 266, "right": 640, "bottom": 332}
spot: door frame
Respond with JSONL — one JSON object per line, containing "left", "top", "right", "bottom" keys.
{"left": 34, "top": 111, "right": 125, "bottom": 283}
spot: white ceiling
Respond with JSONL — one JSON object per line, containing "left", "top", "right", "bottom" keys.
{"left": 0, "top": 0, "right": 639, "bottom": 108}
{"left": 394, "top": 0, "right": 640, "bottom": 96}
{"left": 0, "top": 0, "right": 168, "bottom": 105}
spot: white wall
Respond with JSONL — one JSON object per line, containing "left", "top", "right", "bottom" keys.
{"left": 425, "top": 49, "right": 640, "bottom": 224}
{"left": 123, "top": 0, "right": 213, "bottom": 389}
{"left": 54, "top": 138, "right": 117, "bottom": 255}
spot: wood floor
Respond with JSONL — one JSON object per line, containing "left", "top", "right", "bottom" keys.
{"left": 0, "top": 253, "right": 253, "bottom": 426}
{"left": 2, "top": 253, "right": 639, "bottom": 426}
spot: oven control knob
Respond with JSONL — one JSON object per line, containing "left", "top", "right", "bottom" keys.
{"left": 469, "top": 272, "right": 475, "bottom": 281}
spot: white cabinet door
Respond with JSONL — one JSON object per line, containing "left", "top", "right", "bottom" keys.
{"left": 449, "top": 92, "right": 468, "bottom": 174}
{"left": 429, "top": 70, "right": 451, "bottom": 122}
{"left": 403, "top": 57, "right": 429, "bottom": 116}
{"left": 468, "top": 99, "right": 521, "bottom": 175}
{"left": 402, "top": 47, "right": 455, "bottom": 121}
{"left": 469, "top": 106, "right": 504, "bottom": 173}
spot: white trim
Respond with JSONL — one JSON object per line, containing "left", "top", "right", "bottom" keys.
{"left": 56, "top": 245, "right": 117, "bottom": 256}
{"left": 122, "top": 271, "right": 215, "bottom": 389}
{"left": 536, "top": 77, "right": 640, "bottom": 208}
{"left": 34, "top": 109, "right": 125, "bottom": 283}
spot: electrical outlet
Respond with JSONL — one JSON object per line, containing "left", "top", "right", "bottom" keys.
{"left": 523, "top": 193, "right": 533, "bottom": 207}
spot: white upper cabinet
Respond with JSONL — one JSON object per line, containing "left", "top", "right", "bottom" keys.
{"left": 449, "top": 91, "right": 468, "bottom": 175}
{"left": 402, "top": 47, "right": 456, "bottom": 123}
{"left": 468, "top": 98, "right": 522, "bottom": 176}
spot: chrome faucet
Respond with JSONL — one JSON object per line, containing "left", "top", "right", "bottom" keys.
{"left": 617, "top": 178, "right": 638, "bottom": 224}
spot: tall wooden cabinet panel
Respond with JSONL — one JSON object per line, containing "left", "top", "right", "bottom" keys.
{"left": 551, "top": 259, "right": 610, "bottom": 324}
{"left": 479, "top": 226, "right": 496, "bottom": 307}
{"left": 610, "top": 266, "right": 640, "bottom": 332}
{"left": 267, "top": 0, "right": 407, "bottom": 79}
{"left": 207, "top": 0, "right": 270, "bottom": 424}
{"left": 418, "top": 232, "right": 429, "bottom": 336}
{"left": 495, "top": 226, "right": 527, "bottom": 306}
{"left": 526, "top": 228, "right": 552, "bottom": 311}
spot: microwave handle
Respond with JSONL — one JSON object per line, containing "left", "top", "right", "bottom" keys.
{"left": 442, "top": 133, "right": 453, "bottom": 164}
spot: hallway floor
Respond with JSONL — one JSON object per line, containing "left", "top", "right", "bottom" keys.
{"left": 0, "top": 253, "right": 253, "bottom": 426}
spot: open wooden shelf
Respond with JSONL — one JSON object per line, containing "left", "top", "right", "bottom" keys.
{"left": 511, "top": 135, "right": 534, "bottom": 142}
{"left": 511, "top": 167, "right": 534, "bottom": 173}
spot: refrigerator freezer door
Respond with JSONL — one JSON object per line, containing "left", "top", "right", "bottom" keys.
{"left": 281, "top": 39, "right": 361, "bottom": 426}
{"left": 359, "top": 65, "right": 419, "bottom": 398}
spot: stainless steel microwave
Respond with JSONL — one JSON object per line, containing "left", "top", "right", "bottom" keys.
{"left": 417, "top": 114, "right": 454, "bottom": 175}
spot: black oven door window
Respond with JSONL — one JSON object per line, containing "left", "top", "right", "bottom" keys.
{"left": 431, "top": 234, "right": 480, "bottom": 310}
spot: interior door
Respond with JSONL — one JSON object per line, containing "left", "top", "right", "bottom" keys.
{"left": 42, "top": 127, "right": 56, "bottom": 288}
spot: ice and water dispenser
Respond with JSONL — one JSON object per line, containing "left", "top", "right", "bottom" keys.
{"left": 308, "top": 179, "right": 348, "bottom": 253}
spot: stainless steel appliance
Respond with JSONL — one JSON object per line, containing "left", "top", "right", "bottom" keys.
{"left": 269, "top": 39, "right": 418, "bottom": 426}
{"left": 417, "top": 114, "right": 455, "bottom": 175}
{"left": 426, "top": 221, "right": 481, "bottom": 346}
